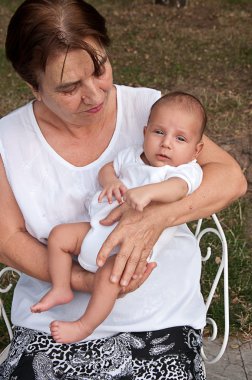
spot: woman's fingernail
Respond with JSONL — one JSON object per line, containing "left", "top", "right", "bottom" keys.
{"left": 132, "top": 274, "right": 138, "bottom": 279}
{"left": 120, "top": 279, "right": 128, "bottom": 286}
{"left": 110, "top": 275, "right": 118, "bottom": 283}
{"left": 97, "top": 259, "right": 103, "bottom": 267}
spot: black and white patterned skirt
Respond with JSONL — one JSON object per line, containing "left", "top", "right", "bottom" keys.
{"left": 0, "top": 325, "right": 206, "bottom": 379}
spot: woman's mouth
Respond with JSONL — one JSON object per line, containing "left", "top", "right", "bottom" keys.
{"left": 86, "top": 102, "right": 104, "bottom": 114}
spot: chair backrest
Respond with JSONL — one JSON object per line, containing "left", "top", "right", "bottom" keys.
{"left": 0, "top": 266, "right": 20, "bottom": 365}
{"left": 0, "top": 213, "right": 229, "bottom": 365}
{"left": 195, "top": 213, "right": 229, "bottom": 364}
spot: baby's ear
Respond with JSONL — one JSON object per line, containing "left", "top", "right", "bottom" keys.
{"left": 143, "top": 126, "right": 147, "bottom": 136}
{"left": 195, "top": 141, "right": 204, "bottom": 157}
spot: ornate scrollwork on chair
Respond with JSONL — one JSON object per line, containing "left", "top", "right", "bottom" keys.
{"left": 0, "top": 266, "right": 20, "bottom": 364}
{"left": 195, "top": 214, "right": 229, "bottom": 364}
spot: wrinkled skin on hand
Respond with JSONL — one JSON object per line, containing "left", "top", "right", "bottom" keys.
{"left": 97, "top": 202, "right": 164, "bottom": 286}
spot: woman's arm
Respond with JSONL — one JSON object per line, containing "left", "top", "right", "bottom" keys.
{"left": 191, "top": 135, "right": 247, "bottom": 214}
{"left": 0, "top": 161, "right": 89, "bottom": 291}
{"left": 97, "top": 135, "right": 247, "bottom": 285}
{"left": 0, "top": 158, "right": 154, "bottom": 293}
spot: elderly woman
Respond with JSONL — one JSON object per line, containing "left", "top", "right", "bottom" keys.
{"left": 0, "top": 0, "right": 247, "bottom": 379}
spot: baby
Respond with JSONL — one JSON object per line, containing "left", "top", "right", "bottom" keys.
{"left": 31, "top": 91, "right": 206, "bottom": 344}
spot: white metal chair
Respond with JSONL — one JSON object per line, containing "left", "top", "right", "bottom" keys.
{"left": 0, "top": 213, "right": 229, "bottom": 366}
{"left": 195, "top": 214, "right": 229, "bottom": 364}
{"left": 0, "top": 266, "right": 20, "bottom": 365}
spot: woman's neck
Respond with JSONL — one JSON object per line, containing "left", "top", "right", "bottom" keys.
{"left": 32, "top": 87, "right": 117, "bottom": 166}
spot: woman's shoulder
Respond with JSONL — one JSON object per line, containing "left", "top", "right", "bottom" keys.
{"left": 115, "top": 85, "right": 161, "bottom": 124}
{"left": 0, "top": 101, "right": 33, "bottom": 128}
{"left": 115, "top": 84, "right": 161, "bottom": 100}
{"left": 0, "top": 102, "right": 35, "bottom": 152}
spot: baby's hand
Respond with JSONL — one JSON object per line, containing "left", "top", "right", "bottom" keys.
{"left": 124, "top": 187, "right": 152, "bottom": 212}
{"left": 98, "top": 181, "right": 127, "bottom": 204}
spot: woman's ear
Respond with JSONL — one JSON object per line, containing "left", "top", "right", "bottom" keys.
{"left": 26, "top": 83, "right": 42, "bottom": 101}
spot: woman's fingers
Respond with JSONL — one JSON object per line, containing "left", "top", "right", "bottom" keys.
{"left": 118, "top": 245, "right": 150, "bottom": 286}
{"left": 99, "top": 202, "right": 128, "bottom": 226}
{"left": 132, "top": 248, "right": 152, "bottom": 279}
{"left": 119, "top": 261, "right": 157, "bottom": 296}
{"left": 98, "top": 204, "right": 164, "bottom": 285}
{"left": 111, "top": 242, "right": 136, "bottom": 285}
{"left": 96, "top": 231, "right": 121, "bottom": 268}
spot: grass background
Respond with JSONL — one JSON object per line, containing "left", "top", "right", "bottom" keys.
{"left": 0, "top": 0, "right": 251, "bottom": 350}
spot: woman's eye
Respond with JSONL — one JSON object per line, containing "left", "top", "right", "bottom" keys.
{"left": 62, "top": 86, "right": 77, "bottom": 95}
{"left": 177, "top": 136, "right": 186, "bottom": 142}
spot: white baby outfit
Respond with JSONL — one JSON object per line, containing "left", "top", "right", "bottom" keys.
{"left": 79, "top": 145, "right": 203, "bottom": 272}
{"left": 0, "top": 85, "right": 206, "bottom": 341}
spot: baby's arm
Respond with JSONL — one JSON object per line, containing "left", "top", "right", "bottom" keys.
{"left": 124, "top": 177, "right": 188, "bottom": 212}
{"left": 98, "top": 162, "right": 127, "bottom": 204}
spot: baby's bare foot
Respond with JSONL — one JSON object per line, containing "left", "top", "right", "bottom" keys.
{"left": 50, "top": 319, "right": 93, "bottom": 344}
{"left": 31, "top": 289, "right": 74, "bottom": 313}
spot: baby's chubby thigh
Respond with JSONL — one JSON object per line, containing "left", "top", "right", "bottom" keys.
{"left": 78, "top": 199, "right": 119, "bottom": 273}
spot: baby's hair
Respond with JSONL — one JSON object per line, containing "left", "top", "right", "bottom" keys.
{"left": 149, "top": 91, "right": 207, "bottom": 138}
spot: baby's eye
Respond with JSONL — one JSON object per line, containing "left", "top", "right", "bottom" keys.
{"left": 177, "top": 136, "right": 186, "bottom": 142}
{"left": 154, "top": 129, "right": 164, "bottom": 135}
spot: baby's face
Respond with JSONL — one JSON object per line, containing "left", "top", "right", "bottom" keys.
{"left": 143, "top": 104, "right": 203, "bottom": 167}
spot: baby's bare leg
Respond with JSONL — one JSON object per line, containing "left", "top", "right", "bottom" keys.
{"left": 50, "top": 255, "right": 121, "bottom": 343}
{"left": 31, "top": 222, "right": 90, "bottom": 313}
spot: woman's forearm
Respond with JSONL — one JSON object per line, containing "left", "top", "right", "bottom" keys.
{"left": 0, "top": 230, "right": 48, "bottom": 279}
{"left": 0, "top": 228, "right": 152, "bottom": 295}
{"left": 158, "top": 161, "right": 247, "bottom": 227}
{"left": 0, "top": 230, "right": 92, "bottom": 292}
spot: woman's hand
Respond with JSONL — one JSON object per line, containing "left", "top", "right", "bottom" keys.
{"left": 96, "top": 202, "right": 165, "bottom": 286}
{"left": 73, "top": 259, "right": 156, "bottom": 296}
{"left": 118, "top": 261, "right": 157, "bottom": 296}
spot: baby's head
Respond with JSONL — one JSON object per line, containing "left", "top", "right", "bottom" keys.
{"left": 143, "top": 91, "right": 207, "bottom": 167}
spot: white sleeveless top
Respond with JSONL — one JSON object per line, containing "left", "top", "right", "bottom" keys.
{"left": 0, "top": 85, "right": 206, "bottom": 340}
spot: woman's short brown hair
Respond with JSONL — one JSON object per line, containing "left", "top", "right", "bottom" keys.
{"left": 5, "top": 0, "right": 110, "bottom": 90}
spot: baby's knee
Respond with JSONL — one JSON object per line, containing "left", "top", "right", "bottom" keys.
{"left": 48, "top": 224, "right": 64, "bottom": 242}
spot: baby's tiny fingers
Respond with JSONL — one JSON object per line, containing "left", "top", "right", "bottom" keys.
{"left": 120, "top": 184, "right": 128, "bottom": 195}
{"left": 113, "top": 188, "right": 124, "bottom": 204}
{"left": 98, "top": 190, "right": 106, "bottom": 202}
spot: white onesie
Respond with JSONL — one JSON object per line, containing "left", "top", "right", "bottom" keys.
{"left": 79, "top": 145, "right": 203, "bottom": 272}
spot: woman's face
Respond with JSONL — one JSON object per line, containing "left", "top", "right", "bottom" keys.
{"left": 34, "top": 37, "right": 113, "bottom": 127}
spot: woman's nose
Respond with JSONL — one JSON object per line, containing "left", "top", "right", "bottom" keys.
{"left": 81, "top": 79, "right": 100, "bottom": 104}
